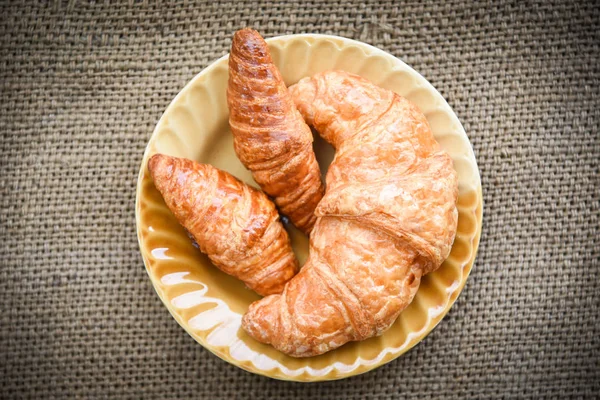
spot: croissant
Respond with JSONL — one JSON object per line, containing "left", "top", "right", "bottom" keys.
{"left": 148, "top": 154, "right": 298, "bottom": 296}
{"left": 242, "top": 71, "right": 459, "bottom": 357}
{"left": 227, "top": 28, "right": 324, "bottom": 234}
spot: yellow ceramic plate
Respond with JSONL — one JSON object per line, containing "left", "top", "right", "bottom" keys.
{"left": 135, "top": 34, "right": 482, "bottom": 381}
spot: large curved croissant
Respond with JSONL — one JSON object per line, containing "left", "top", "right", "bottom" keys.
{"left": 148, "top": 154, "right": 298, "bottom": 296}
{"left": 227, "top": 28, "right": 324, "bottom": 234}
{"left": 242, "top": 71, "right": 459, "bottom": 357}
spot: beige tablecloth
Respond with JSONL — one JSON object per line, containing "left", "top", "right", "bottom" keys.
{"left": 1, "top": 0, "right": 598, "bottom": 398}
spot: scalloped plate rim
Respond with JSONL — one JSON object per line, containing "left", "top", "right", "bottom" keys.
{"left": 135, "top": 33, "right": 483, "bottom": 382}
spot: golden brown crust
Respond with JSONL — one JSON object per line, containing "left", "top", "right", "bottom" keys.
{"left": 242, "top": 71, "right": 459, "bottom": 356}
{"left": 148, "top": 154, "right": 298, "bottom": 296}
{"left": 227, "top": 28, "right": 324, "bottom": 235}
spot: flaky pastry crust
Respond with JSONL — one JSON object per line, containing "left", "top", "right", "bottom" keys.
{"left": 242, "top": 71, "right": 458, "bottom": 356}
{"left": 227, "top": 28, "right": 324, "bottom": 234}
{"left": 149, "top": 154, "right": 298, "bottom": 296}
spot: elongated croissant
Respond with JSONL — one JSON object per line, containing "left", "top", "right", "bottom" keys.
{"left": 242, "top": 71, "right": 459, "bottom": 357}
{"left": 227, "top": 28, "right": 324, "bottom": 234}
{"left": 148, "top": 154, "right": 298, "bottom": 296}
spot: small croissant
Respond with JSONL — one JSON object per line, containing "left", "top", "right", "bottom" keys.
{"left": 242, "top": 71, "right": 458, "bottom": 356}
{"left": 227, "top": 28, "right": 324, "bottom": 235}
{"left": 148, "top": 154, "right": 298, "bottom": 296}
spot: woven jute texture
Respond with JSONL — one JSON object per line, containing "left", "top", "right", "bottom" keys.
{"left": 1, "top": 0, "right": 599, "bottom": 398}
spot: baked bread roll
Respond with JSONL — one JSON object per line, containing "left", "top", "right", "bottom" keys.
{"left": 227, "top": 28, "right": 324, "bottom": 235}
{"left": 148, "top": 154, "right": 298, "bottom": 296}
{"left": 242, "top": 71, "right": 458, "bottom": 356}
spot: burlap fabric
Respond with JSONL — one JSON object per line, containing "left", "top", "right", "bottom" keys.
{"left": 1, "top": 0, "right": 598, "bottom": 398}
